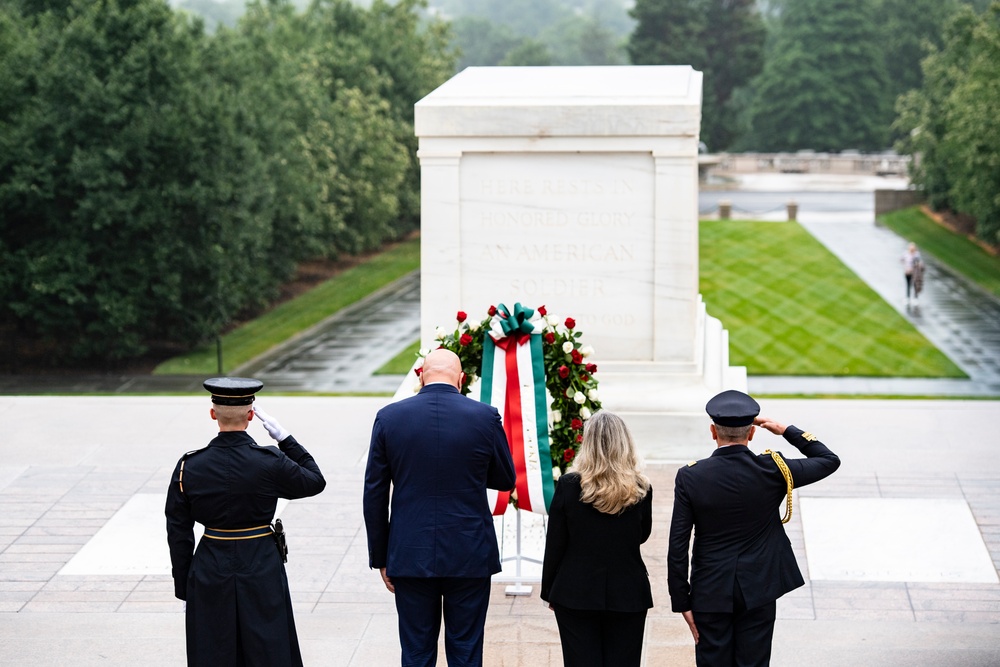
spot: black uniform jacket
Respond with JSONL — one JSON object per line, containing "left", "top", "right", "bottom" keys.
{"left": 363, "top": 382, "right": 516, "bottom": 578}
{"left": 165, "top": 431, "right": 325, "bottom": 667}
{"left": 541, "top": 472, "right": 653, "bottom": 612}
{"left": 667, "top": 426, "right": 839, "bottom": 614}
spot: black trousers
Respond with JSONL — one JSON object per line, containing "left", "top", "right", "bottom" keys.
{"left": 392, "top": 576, "right": 491, "bottom": 667}
{"left": 551, "top": 603, "right": 647, "bottom": 667}
{"left": 693, "top": 585, "right": 776, "bottom": 667}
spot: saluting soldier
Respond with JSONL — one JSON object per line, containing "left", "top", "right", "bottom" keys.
{"left": 165, "top": 378, "right": 326, "bottom": 667}
{"left": 667, "top": 390, "right": 840, "bottom": 667}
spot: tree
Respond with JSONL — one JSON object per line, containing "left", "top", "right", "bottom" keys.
{"left": 744, "top": 0, "right": 890, "bottom": 152}
{"left": 627, "top": 0, "right": 765, "bottom": 151}
{"left": 875, "top": 0, "right": 960, "bottom": 119}
{"left": 894, "top": 6, "right": 981, "bottom": 212}
{"left": 0, "top": 0, "right": 456, "bottom": 366}
{"left": 943, "top": 4, "right": 1000, "bottom": 243}
{"left": 627, "top": 0, "right": 707, "bottom": 69}
{"left": 500, "top": 38, "right": 553, "bottom": 66}
{"left": 0, "top": 0, "right": 276, "bottom": 362}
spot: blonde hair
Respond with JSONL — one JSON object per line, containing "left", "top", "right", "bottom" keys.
{"left": 572, "top": 411, "right": 649, "bottom": 515}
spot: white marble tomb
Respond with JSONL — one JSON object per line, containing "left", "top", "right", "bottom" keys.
{"left": 412, "top": 66, "right": 746, "bottom": 458}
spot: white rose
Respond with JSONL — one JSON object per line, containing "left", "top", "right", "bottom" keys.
{"left": 562, "top": 341, "right": 574, "bottom": 354}
{"left": 587, "top": 389, "right": 599, "bottom": 402}
{"left": 552, "top": 409, "right": 562, "bottom": 423}
{"left": 565, "top": 387, "right": 575, "bottom": 398}
{"left": 419, "top": 348, "right": 432, "bottom": 356}
{"left": 546, "top": 315, "right": 560, "bottom": 327}
{"left": 552, "top": 466, "right": 562, "bottom": 481}
{"left": 435, "top": 326, "right": 448, "bottom": 340}
{"left": 581, "top": 345, "right": 595, "bottom": 357}
{"left": 573, "top": 391, "right": 586, "bottom": 405}
{"left": 413, "top": 381, "right": 422, "bottom": 393}
{"left": 468, "top": 319, "right": 480, "bottom": 332}
{"left": 414, "top": 357, "right": 424, "bottom": 369}
{"left": 580, "top": 406, "right": 592, "bottom": 420}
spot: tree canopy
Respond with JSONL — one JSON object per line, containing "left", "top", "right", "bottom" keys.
{"left": 0, "top": 0, "right": 454, "bottom": 366}
{"left": 742, "top": 0, "right": 890, "bottom": 152}
{"left": 627, "top": 0, "right": 767, "bottom": 151}
{"left": 895, "top": 2, "right": 1000, "bottom": 244}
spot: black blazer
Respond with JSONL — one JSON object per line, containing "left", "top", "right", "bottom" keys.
{"left": 363, "top": 383, "right": 516, "bottom": 578}
{"left": 541, "top": 472, "right": 653, "bottom": 612}
{"left": 667, "top": 425, "right": 840, "bottom": 613}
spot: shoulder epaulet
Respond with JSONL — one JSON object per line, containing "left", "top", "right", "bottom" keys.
{"left": 801, "top": 431, "right": 818, "bottom": 441}
{"left": 687, "top": 460, "right": 697, "bottom": 467}
{"left": 250, "top": 442, "right": 282, "bottom": 456}
{"left": 177, "top": 447, "right": 207, "bottom": 495}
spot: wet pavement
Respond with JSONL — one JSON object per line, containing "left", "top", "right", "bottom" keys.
{"left": 2, "top": 174, "right": 999, "bottom": 666}
{"left": 2, "top": 175, "right": 997, "bottom": 398}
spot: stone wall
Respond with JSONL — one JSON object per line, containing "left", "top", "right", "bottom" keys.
{"left": 875, "top": 189, "right": 925, "bottom": 216}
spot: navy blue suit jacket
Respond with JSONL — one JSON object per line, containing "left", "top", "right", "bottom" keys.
{"left": 667, "top": 425, "right": 840, "bottom": 613}
{"left": 363, "top": 383, "right": 516, "bottom": 578}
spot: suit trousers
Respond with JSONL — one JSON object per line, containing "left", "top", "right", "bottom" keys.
{"left": 551, "top": 603, "right": 647, "bottom": 667}
{"left": 693, "top": 585, "right": 776, "bottom": 667}
{"left": 392, "top": 576, "right": 492, "bottom": 667}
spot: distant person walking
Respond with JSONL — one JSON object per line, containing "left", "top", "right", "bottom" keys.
{"left": 902, "top": 242, "right": 925, "bottom": 304}
{"left": 668, "top": 390, "right": 840, "bottom": 667}
{"left": 541, "top": 411, "right": 653, "bottom": 667}
{"left": 363, "top": 348, "right": 515, "bottom": 666}
{"left": 165, "top": 377, "right": 326, "bottom": 667}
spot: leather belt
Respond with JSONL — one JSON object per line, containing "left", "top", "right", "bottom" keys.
{"left": 203, "top": 525, "right": 272, "bottom": 540}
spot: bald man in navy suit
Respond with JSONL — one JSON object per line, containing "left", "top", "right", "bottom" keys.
{"left": 364, "top": 349, "right": 516, "bottom": 667}
{"left": 668, "top": 390, "right": 840, "bottom": 667}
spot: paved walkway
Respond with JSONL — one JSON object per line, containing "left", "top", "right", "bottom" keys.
{"left": 2, "top": 175, "right": 1000, "bottom": 665}
{"left": 1, "top": 396, "right": 999, "bottom": 666}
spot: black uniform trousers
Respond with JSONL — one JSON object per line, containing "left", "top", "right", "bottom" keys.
{"left": 551, "top": 604, "right": 647, "bottom": 667}
{"left": 392, "top": 576, "right": 492, "bottom": 667}
{"left": 693, "top": 584, "right": 776, "bottom": 667}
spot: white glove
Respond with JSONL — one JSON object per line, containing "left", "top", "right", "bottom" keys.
{"left": 253, "top": 407, "right": 289, "bottom": 442}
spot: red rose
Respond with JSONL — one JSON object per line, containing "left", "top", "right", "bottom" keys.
{"left": 488, "top": 305, "right": 497, "bottom": 317}
{"left": 575, "top": 434, "right": 584, "bottom": 443}
{"left": 571, "top": 349, "right": 583, "bottom": 364}
{"left": 571, "top": 418, "right": 583, "bottom": 430}
{"left": 558, "top": 365, "right": 570, "bottom": 379}
{"left": 579, "top": 374, "right": 589, "bottom": 382}
{"left": 564, "top": 448, "right": 575, "bottom": 462}
{"left": 565, "top": 317, "right": 576, "bottom": 329}
{"left": 586, "top": 363, "right": 597, "bottom": 373}
{"left": 538, "top": 305, "right": 547, "bottom": 316}
{"left": 459, "top": 333, "right": 473, "bottom": 346}
{"left": 456, "top": 311, "right": 467, "bottom": 323}
{"left": 544, "top": 332, "right": 555, "bottom": 344}
{"left": 414, "top": 366, "right": 423, "bottom": 376}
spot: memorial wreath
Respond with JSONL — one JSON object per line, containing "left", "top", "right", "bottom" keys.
{"left": 417, "top": 303, "right": 602, "bottom": 481}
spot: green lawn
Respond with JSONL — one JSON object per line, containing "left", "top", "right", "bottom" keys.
{"left": 700, "top": 220, "right": 966, "bottom": 377}
{"left": 879, "top": 206, "right": 1000, "bottom": 299}
{"left": 154, "top": 238, "right": 420, "bottom": 375}
{"left": 375, "top": 339, "right": 421, "bottom": 376}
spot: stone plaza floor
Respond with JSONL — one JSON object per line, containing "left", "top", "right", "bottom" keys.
{"left": 2, "top": 395, "right": 999, "bottom": 666}
{"left": 2, "top": 174, "right": 999, "bottom": 664}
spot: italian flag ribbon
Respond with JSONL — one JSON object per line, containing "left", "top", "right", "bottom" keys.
{"left": 481, "top": 303, "right": 555, "bottom": 516}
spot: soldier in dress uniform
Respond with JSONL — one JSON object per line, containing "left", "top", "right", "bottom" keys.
{"left": 165, "top": 377, "right": 326, "bottom": 667}
{"left": 667, "top": 390, "right": 840, "bottom": 667}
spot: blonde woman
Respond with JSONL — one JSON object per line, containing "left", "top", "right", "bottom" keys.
{"left": 541, "top": 411, "right": 653, "bottom": 667}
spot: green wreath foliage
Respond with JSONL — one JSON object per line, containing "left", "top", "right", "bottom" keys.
{"left": 420, "top": 303, "right": 602, "bottom": 473}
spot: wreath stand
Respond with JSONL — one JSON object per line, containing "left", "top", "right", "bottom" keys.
{"left": 497, "top": 508, "right": 545, "bottom": 596}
